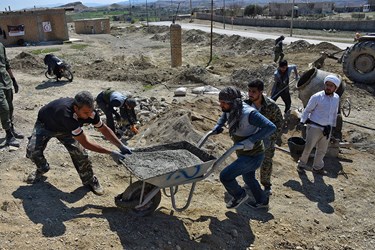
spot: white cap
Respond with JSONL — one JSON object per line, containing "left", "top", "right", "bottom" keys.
{"left": 324, "top": 75, "right": 341, "bottom": 88}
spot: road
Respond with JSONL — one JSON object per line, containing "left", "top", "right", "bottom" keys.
{"left": 150, "top": 21, "right": 353, "bottom": 50}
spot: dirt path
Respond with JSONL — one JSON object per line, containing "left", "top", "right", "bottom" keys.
{"left": 0, "top": 23, "right": 374, "bottom": 250}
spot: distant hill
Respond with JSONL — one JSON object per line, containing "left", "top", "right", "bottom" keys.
{"left": 58, "top": 1, "right": 89, "bottom": 11}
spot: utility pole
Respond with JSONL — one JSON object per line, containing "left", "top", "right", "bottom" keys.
{"left": 146, "top": 0, "right": 149, "bottom": 31}
{"left": 223, "top": 0, "right": 226, "bottom": 29}
{"left": 207, "top": 0, "right": 214, "bottom": 67}
{"left": 129, "top": 0, "right": 132, "bottom": 16}
{"left": 290, "top": 0, "right": 295, "bottom": 37}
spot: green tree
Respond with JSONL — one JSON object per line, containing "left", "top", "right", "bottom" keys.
{"left": 244, "top": 4, "right": 263, "bottom": 18}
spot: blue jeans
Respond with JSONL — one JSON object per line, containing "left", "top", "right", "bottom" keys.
{"left": 220, "top": 153, "right": 266, "bottom": 203}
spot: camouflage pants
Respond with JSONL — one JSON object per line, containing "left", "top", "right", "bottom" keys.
{"left": 0, "top": 88, "right": 13, "bottom": 130}
{"left": 260, "top": 141, "right": 276, "bottom": 188}
{"left": 274, "top": 48, "right": 284, "bottom": 63}
{"left": 26, "top": 120, "right": 94, "bottom": 185}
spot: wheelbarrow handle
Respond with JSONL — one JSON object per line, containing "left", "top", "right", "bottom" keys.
{"left": 197, "top": 130, "right": 216, "bottom": 148}
{"left": 202, "top": 144, "right": 244, "bottom": 179}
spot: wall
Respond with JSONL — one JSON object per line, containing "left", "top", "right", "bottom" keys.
{"left": 74, "top": 18, "right": 110, "bottom": 34}
{"left": 0, "top": 9, "right": 68, "bottom": 46}
{"left": 196, "top": 13, "right": 375, "bottom": 32}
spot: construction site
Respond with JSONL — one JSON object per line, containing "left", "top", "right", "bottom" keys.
{"left": 0, "top": 17, "right": 375, "bottom": 249}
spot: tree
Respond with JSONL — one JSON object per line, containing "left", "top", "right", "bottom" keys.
{"left": 244, "top": 4, "right": 263, "bottom": 18}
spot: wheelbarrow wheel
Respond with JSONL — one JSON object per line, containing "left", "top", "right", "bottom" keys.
{"left": 116, "top": 181, "right": 161, "bottom": 217}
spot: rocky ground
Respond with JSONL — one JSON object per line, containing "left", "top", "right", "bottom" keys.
{"left": 0, "top": 21, "right": 374, "bottom": 250}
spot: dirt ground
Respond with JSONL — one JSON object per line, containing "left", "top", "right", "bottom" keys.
{"left": 0, "top": 21, "right": 375, "bottom": 250}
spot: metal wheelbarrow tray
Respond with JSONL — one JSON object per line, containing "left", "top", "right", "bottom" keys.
{"left": 115, "top": 133, "right": 241, "bottom": 216}
{"left": 121, "top": 141, "right": 216, "bottom": 188}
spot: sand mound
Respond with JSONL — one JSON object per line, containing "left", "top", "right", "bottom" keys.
{"left": 10, "top": 52, "right": 44, "bottom": 70}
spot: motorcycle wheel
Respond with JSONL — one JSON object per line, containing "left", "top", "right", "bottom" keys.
{"left": 45, "top": 70, "right": 56, "bottom": 80}
{"left": 63, "top": 69, "right": 74, "bottom": 82}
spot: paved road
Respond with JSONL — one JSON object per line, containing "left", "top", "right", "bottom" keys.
{"left": 150, "top": 21, "right": 353, "bottom": 50}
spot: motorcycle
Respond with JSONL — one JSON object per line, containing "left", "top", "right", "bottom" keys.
{"left": 45, "top": 62, "right": 74, "bottom": 82}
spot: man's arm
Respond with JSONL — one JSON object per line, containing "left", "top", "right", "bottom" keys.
{"left": 247, "top": 111, "right": 276, "bottom": 143}
{"left": 268, "top": 102, "right": 284, "bottom": 142}
{"left": 74, "top": 131, "right": 112, "bottom": 154}
{"left": 300, "top": 95, "right": 318, "bottom": 123}
{"left": 97, "top": 123, "right": 123, "bottom": 148}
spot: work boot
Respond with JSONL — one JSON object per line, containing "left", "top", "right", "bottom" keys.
{"left": 264, "top": 186, "right": 272, "bottom": 196}
{"left": 5, "top": 129, "right": 20, "bottom": 147}
{"left": 88, "top": 176, "right": 104, "bottom": 196}
{"left": 11, "top": 124, "right": 24, "bottom": 139}
{"left": 26, "top": 164, "right": 50, "bottom": 184}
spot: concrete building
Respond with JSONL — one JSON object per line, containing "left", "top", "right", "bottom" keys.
{"left": 74, "top": 18, "right": 110, "bottom": 34}
{"left": 0, "top": 8, "right": 69, "bottom": 46}
{"left": 368, "top": 0, "right": 375, "bottom": 11}
{"left": 269, "top": 2, "right": 334, "bottom": 17}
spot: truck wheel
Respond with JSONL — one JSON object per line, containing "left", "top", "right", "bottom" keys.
{"left": 342, "top": 41, "right": 375, "bottom": 84}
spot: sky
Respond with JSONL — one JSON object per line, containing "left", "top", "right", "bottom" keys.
{"left": 0, "top": 0, "right": 123, "bottom": 11}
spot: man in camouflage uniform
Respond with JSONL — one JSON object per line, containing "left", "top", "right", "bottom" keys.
{"left": 26, "top": 91, "right": 132, "bottom": 195}
{"left": 245, "top": 79, "right": 283, "bottom": 195}
{"left": 0, "top": 42, "right": 23, "bottom": 147}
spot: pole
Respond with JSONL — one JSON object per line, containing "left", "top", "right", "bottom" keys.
{"left": 223, "top": 0, "right": 226, "bottom": 29}
{"left": 290, "top": 0, "right": 295, "bottom": 37}
{"left": 206, "top": 0, "right": 214, "bottom": 67}
{"left": 146, "top": 0, "right": 149, "bottom": 28}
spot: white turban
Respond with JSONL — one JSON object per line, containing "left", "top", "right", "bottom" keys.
{"left": 324, "top": 75, "right": 341, "bottom": 88}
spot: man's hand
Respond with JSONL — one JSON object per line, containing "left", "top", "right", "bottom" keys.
{"left": 130, "top": 125, "right": 139, "bottom": 134}
{"left": 296, "top": 122, "right": 304, "bottom": 131}
{"left": 111, "top": 151, "right": 126, "bottom": 164}
{"left": 238, "top": 139, "right": 254, "bottom": 151}
{"left": 11, "top": 78, "right": 19, "bottom": 93}
{"left": 115, "top": 113, "right": 121, "bottom": 122}
{"left": 119, "top": 143, "right": 132, "bottom": 155}
{"left": 275, "top": 137, "right": 282, "bottom": 147}
{"left": 212, "top": 125, "right": 224, "bottom": 135}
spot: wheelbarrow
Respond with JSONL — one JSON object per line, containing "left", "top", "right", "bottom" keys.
{"left": 114, "top": 130, "right": 243, "bottom": 216}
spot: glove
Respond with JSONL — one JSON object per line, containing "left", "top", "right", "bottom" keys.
{"left": 11, "top": 78, "right": 19, "bottom": 93}
{"left": 237, "top": 139, "right": 254, "bottom": 151}
{"left": 119, "top": 143, "right": 132, "bottom": 155}
{"left": 212, "top": 125, "right": 224, "bottom": 134}
{"left": 130, "top": 125, "right": 139, "bottom": 134}
{"left": 275, "top": 137, "right": 282, "bottom": 147}
{"left": 296, "top": 122, "right": 304, "bottom": 131}
{"left": 115, "top": 113, "right": 121, "bottom": 122}
{"left": 111, "top": 151, "right": 126, "bottom": 164}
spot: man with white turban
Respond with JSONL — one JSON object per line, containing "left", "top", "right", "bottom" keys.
{"left": 297, "top": 75, "right": 341, "bottom": 174}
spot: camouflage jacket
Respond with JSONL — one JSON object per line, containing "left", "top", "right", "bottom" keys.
{"left": 0, "top": 42, "right": 12, "bottom": 89}
{"left": 244, "top": 95, "right": 283, "bottom": 143}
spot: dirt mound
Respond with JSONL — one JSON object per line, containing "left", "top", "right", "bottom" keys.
{"left": 144, "top": 25, "right": 170, "bottom": 34}
{"left": 10, "top": 52, "right": 44, "bottom": 70}
{"left": 314, "top": 42, "right": 341, "bottom": 51}
{"left": 131, "top": 55, "right": 156, "bottom": 70}
{"left": 172, "top": 66, "right": 223, "bottom": 85}
{"left": 75, "top": 55, "right": 160, "bottom": 83}
{"left": 287, "top": 40, "right": 311, "bottom": 52}
{"left": 230, "top": 64, "right": 276, "bottom": 89}
{"left": 135, "top": 109, "right": 203, "bottom": 146}
{"left": 150, "top": 33, "right": 170, "bottom": 42}
{"left": 183, "top": 29, "right": 208, "bottom": 44}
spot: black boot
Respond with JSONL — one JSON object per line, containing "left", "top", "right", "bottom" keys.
{"left": 5, "top": 129, "right": 20, "bottom": 147}
{"left": 11, "top": 124, "right": 24, "bottom": 139}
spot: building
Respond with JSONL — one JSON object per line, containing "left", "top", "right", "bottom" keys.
{"left": 368, "top": 0, "right": 375, "bottom": 11}
{"left": 269, "top": 2, "right": 334, "bottom": 17}
{"left": 74, "top": 18, "right": 110, "bottom": 34}
{"left": 0, "top": 8, "right": 69, "bottom": 46}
